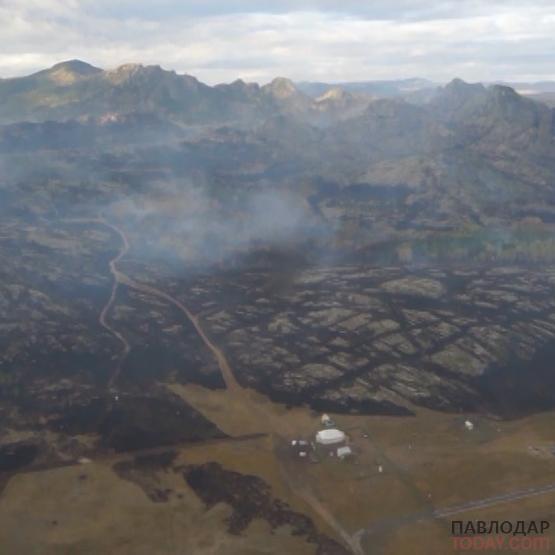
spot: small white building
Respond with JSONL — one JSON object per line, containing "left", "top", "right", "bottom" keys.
{"left": 321, "top": 413, "right": 336, "bottom": 428}
{"left": 337, "top": 446, "right": 352, "bottom": 459}
{"left": 316, "top": 429, "right": 346, "bottom": 445}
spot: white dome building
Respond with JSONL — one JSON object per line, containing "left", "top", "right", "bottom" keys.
{"left": 315, "top": 429, "right": 346, "bottom": 445}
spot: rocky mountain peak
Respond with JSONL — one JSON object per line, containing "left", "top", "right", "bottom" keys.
{"left": 488, "top": 83, "right": 521, "bottom": 102}
{"left": 114, "top": 63, "right": 145, "bottom": 73}
{"left": 105, "top": 63, "right": 180, "bottom": 87}
{"left": 228, "top": 78, "right": 259, "bottom": 92}
{"left": 316, "top": 87, "right": 348, "bottom": 102}
{"left": 431, "top": 78, "right": 489, "bottom": 121}
{"left": 483, "top": 83, "right": 551, "bottom": 134}
{"left": 50, "top": 60, "right": 101, "bottom": 75}
{"left": 45, "top": 59, "right": 101, "bottom": 84}
{"left": 443, "top": 78, "right": 487, "bottom": 98}
{"left": 264, "top": 77, "right": 298, "bottom": 98}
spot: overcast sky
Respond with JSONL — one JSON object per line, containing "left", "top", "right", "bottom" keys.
{"left": 1, "top": 0, "right": 554, "bottom": 84}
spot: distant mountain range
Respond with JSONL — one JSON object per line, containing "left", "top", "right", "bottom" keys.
{"left": 0, "top": 60, "right": 367, "bottom": 126}
{"left": 296, "top": 77, "right": 439, "bottom": 99}
{"left": 2, "top": 60, "right": 555, "bottom": 125}
{"left": 1, "top": 60, "right": 555, "bottom": 266}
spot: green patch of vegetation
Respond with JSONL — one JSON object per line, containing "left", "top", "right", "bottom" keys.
{"left": 399, "top": 224, "right": 555, "bottom": 264}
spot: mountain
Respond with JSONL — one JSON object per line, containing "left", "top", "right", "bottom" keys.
{"left": 0, "top": 112, "right": 185, "bottom": 153}
{"left": 0, "top": 61, "right": 264, "bottom": 125}
{"left": 296, "top": 78, "right": 438, "bottom": 98}
{"left": 261, "top": 77, "right": 314, "bottom": 116}
{"left": 1, "top": 63, "right": 555, "bottom": 240}
{"left": 0, "top": 62, "right": 342, "bottom": 126}
{"left": 330, "top": 98, "right": 452, "bottom": 160}
{"left": 295, "top": 77, "right": 555, "bottom": 108}
{"left": 313, "top": 87, "right": 374, "bottom": 122}
{"left": 430, "top": 78, "right": 555, "bottom": 174}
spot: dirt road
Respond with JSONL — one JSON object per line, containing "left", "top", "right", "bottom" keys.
{"left": 98, "top": 222, "right": 131, "bottom": 388}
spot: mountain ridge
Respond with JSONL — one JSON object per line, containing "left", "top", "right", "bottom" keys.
{"left": 3, "top": 60, "right": 554, "bottom": 127}
{"left": 1, "top": 60, "right": 555, "bottom": 245}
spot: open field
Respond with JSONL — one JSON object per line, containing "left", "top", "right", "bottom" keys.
{"left": 2, "top": 387, "right": 554, "bottom": 554}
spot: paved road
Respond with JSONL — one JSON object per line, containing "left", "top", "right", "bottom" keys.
{"left": 353, "top": 482, "right": 555, "bottom": 548}
{"left": 433, "top": 482, "right": 555, "bottom": 518}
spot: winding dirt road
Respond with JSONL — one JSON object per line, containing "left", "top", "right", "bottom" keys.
{"left": 94, "top": 219, "right": 240, "bottom": 391}
{"left": 98, "top": 222, "right": 131, "bottom": 388}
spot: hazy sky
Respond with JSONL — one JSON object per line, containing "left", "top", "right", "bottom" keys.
{"left": 1, "top": 0, "right": 554, "bottom": 83}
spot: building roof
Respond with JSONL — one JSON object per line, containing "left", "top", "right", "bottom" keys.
{"left": 337, "top": 446, "right": 352, "bottom": 458}
{"left": 316, "top": 429, "right": 346, "bottom": 444}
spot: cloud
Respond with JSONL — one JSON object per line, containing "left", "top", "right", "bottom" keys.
{"left": 1, "top": 1, "right": 554, "bottom": 83}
